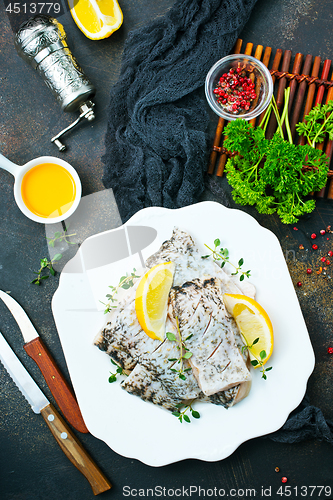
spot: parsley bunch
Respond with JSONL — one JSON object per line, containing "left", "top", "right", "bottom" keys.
{"left": 223, "top": 90, "right": 329, "bottom": 224}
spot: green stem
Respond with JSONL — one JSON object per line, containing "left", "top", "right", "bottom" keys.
{"left": 282, "top": 88, "right": 293, "bottom": 144}
{"left": 311, "top": 110, "right": 333, "bottom": 147}
{"left": 259, "top": 100, "right": 273, "bottom": 133}
{"left": 176, "top": 317, "right": 184, "bottom": 374}
{"left": 270, "top": 95, "right": 284, "bottom": 140}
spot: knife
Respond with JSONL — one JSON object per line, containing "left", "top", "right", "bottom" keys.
{"left": 0, "top": 331, "right": 111, "bottom": 495}
{"left": 0, "top": 290, "right": 88, "bottom": 433}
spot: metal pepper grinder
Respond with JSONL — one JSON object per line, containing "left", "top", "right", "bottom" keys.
{"left": 14, "top": 15, "right": 96, "bottom": 152}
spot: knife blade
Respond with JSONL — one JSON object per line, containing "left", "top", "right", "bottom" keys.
{"left": 0, "top": 290, "right": 88, "bottom": 433}
{"left": 0, "top": 331, "right": 111, "bottom": 496}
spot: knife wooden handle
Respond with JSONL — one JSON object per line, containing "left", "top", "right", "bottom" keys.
{"left": 41, "top": 403, "right": 112, "bottom": 495}
{"left": 24, "top": 337, "right": 89, "bottom": 434}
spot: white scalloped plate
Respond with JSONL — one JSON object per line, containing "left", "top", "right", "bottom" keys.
{"left": 52, "top": 202, "right": 315, "bottom": 466}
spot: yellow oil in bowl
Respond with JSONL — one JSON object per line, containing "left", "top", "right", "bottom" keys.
{"left": 21, "top": 163, "right": 76, "bottom": 219}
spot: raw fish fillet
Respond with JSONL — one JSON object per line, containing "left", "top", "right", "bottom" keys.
{"left": 169, "top": 277, "right": 251, "bottom": 396}
{"left": 94, "top": 227, "right": 254, "bottom": 411}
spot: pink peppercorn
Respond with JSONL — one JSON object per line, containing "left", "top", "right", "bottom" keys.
{"left": 326, "top": 260, "right": 331, "bottom": 266}
{"left": 320, "top": 230, "right": 326, "bottom": 235}
{"left": 312, "top": 244, "right": 318, "bottom": 250}
{"left": 321, "top": 257, "right": 326, "bottom": 262}
{"left": 328, "top": 251, "right": 333, "bottom": 257}
{"left": 297, "top": 281, "right": 302, "bottom": 287}
{"left": 306, "top": 269, "right": 312, "bottom": 274}
{"left": 328, "top": 347, "right": 333, "bottom": 354}
{"left": 311, "top": 233, "right": 317, "bottom": 239}
{"left": 281, "top": 477, "right": 288, "bottom": 483}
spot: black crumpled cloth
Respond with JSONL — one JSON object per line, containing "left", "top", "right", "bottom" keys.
{"left": 266, "top": 395, "right": 333, "bottom": 445}
{"left": 102, "top": 0, "right": 333, "bottom": 447}
{"left": 102, "top": 0, "right": 258, "bottom": 222}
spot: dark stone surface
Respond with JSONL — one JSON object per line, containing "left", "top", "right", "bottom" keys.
{"left": 1, "top": 1, "right": 333, "bottom": 499}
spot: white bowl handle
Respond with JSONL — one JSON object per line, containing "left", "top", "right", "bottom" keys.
{"left": 0, "top": 153, "right": 20, "bottom": 177}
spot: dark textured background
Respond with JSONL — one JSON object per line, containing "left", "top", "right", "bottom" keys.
{"left": 1, "top": 1, "right": 333, "bottom": 499}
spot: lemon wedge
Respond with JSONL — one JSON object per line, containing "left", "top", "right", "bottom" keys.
{"left": 68, "top": 0, "right": 123, "bottom": 40}
{"left": 223, "top": 294, "right": 274, "bottom": 365}
{"left": 135, "top": 262, "right": 175, "bottom": 341}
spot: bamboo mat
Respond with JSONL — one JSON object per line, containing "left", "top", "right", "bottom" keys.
{"left": 208, "top": 39, "right": 333, "bottom": 200}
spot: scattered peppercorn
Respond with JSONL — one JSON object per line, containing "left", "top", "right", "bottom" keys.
{"left": 321, "top": 256, "right": 326, "bottom": 262}
{"left": 328, "top": 250, "right": 333, "bottom": 257}
{"left": 293, "top": 227, "right": 298, "bottom": 231}
{"left": 275, "top": 467, "right": 280, "bottom": 473}
{"left": 297, "top": 281, "right": 302, "bottom": 287}
{"left": 299, "top": 244, "right": 304, "bottom": 250}
{"left": 281, "top": 477, "right": 288, "bottom": 484}
{"left": 306, "top": 268, "right": 312, "bottom": 274}
{"left": 320, "top": 229, "right": 326, "bottom": 235}
{"left": 312, "top": 244, "right": 318, "bottom": 250}
{"left": 326, "top": 260, "right": 331, "bottom": 266}
{"left": 317, "top": 267, "right": 323, "bottom": 275}
{"left": 328, "top": 347, "right": 333, "bottom": 354}
{"left": 311, "top": 233, "right": 317, "bottom": 239}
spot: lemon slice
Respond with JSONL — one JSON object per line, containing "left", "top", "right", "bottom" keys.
{"left": 223, "top": 294, "right": 274, "bottom": 365}
{"left": 68, "top": 0, "right": 123, "bottom": 40}
{"left": 135, "top": 262, "right": 175, "bottom": 341}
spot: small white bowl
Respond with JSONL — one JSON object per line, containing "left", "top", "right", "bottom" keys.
{"left": 205, "top": 54, "right": 273, "bottom": 121}
{"left": 0, "top": 153, "right": 82, "bottom": 224}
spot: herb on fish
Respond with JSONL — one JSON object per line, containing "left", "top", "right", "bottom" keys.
{"left": 241, "top": 337, "right": 272, "bottom": 380}
{"left": 167, "top": 317, "right": 193, "bottom": 381}
{"left": 102, "top": 269, "right": 140, "bottom": 314}
{"left": 223, "top": 89, "right": 329, "bottom": 224}
{"left": 31, "top": 254, "right": 62, "bottom": 285}
{"left": 108, "top": 359, "right": 126, "bottom": 383}
{"left": 251, "top": 351, "right": 272, "bottom": 380}
{"left": 172, "top": 400, "right": 200, "bottom": 423}
{"left": 202, "top": 239, "right": 250, "bottom": 281}
{"left": 46, "top": 226, "right": 77, "bottom": 248}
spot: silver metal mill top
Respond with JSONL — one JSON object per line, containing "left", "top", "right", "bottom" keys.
{"left": 14, "top": 15, "right": 96, "bottom": 151}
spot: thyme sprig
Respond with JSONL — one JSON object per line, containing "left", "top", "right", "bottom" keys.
{"left": 167, "top": 317, "right": 193, "bottom": 381}
{"left": 202, "top": 239, "right": 251, "bottom": 281}
{"left": 241, "top": 336, "right": 272, "bottom": 380}
{"left": 31, "top": 254, "right": 62, "bottom": 285}
{"left": 101, "top": 268, "right": 140, "bottom": 314}
{"left": 46, "top": 227, "right": 77, "bottom": 247}
{"left": 172, "top": 400, "right": 200, "bottom": 423}
{"left": 108, "top": 359, "right": 127, "bottom": 383}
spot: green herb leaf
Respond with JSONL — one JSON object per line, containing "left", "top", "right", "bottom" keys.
{"left": 223, "top": 93, "right": 329, "bottom": 224}
{"left": 260, "top": 350, "right": 267, "bottom": 360}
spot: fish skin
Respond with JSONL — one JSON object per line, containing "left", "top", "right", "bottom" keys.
{"left": 169, "top": 277, "right": 251, "bottom": 396}
{"left": 94, "top": 227, "right": 254, "bottom": 411}
{"left": 146, "top": 227, "right": 256, "bottom": 298}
